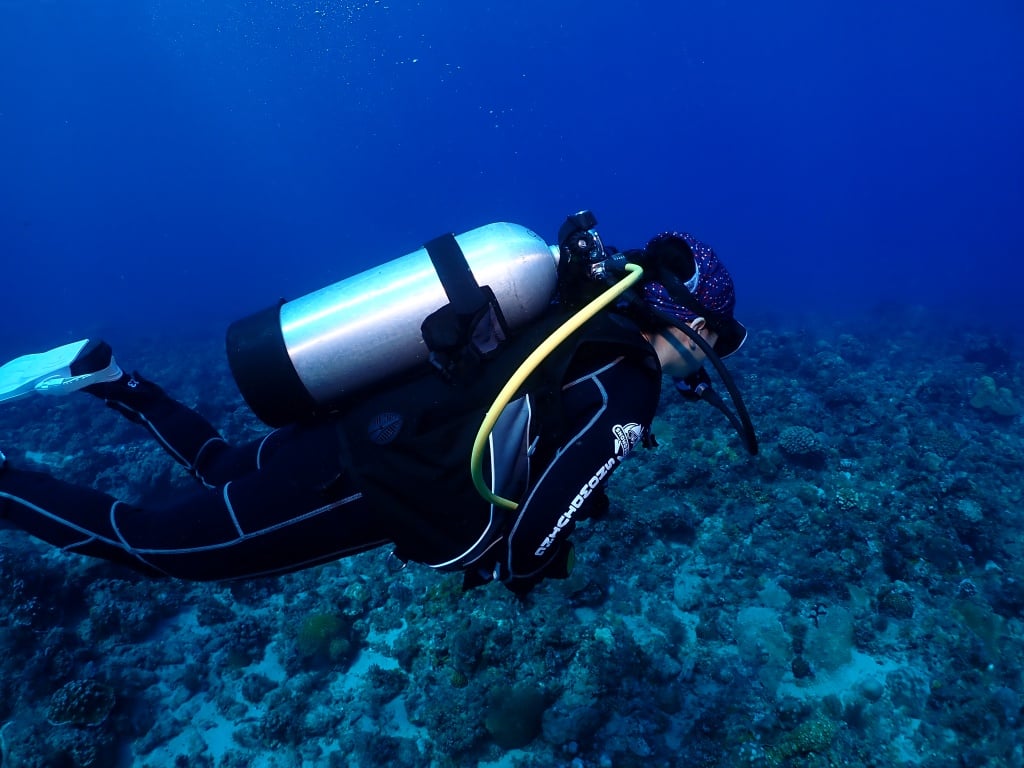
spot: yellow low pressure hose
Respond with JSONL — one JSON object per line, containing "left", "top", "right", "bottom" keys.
{"left": 471, "top": 263, "right": 644, "bottom": 509}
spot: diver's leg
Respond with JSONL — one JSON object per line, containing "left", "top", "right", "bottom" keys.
{"left": 121, "top": 422, "right": 389, "bottom": 580}
{"left": 1, "top": 339, "right": 263, "bottom": 486}
{"left": 0, "top": 467, "right": 164, "bottom": 575}
{"left": 0, "top": 422, "right": 389, "bottom": 580}
{"left": 83, "top": 371, "right": 264, "bottom": 487}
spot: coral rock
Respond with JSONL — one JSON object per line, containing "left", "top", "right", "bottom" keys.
{"left": 47, "top": 680, "right": 116, "bottom": 728}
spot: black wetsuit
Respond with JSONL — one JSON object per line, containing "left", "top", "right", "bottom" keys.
{"left": 0, "top": 313, "right": 662, "bottom": 589}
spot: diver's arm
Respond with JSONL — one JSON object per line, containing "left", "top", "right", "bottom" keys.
{"left": 500, "top": 354, "right": 661, "bottom": 590}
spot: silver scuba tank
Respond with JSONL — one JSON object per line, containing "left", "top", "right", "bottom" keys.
{"left": 226, "top": 222, "right": 560, "bottom": 426}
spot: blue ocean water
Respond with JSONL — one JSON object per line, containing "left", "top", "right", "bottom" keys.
{"left": 2, "top": 1, "right": 1022, "bottom": 356}
{"left": 2, "top": 3, "right": 1024, "bottom": 767}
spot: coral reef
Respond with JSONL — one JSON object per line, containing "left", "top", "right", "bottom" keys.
{"left": 969, "top": 375, "right": 1023, "bottom": 417}
{"left": 484, "top": 684, "right": 548, "bottom": 749}
{"left": 0, "top": 311, "right": 1022, "bottom": 767}
{"left": 777, "top": 425, "right": 828, "bottom": 468}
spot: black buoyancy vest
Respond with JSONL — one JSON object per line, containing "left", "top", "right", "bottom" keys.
{"left": 330, "top": 308, "right": 658, "bottom": 566}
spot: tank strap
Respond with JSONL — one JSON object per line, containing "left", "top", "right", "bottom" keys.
{"left": 424, "top": 232, "right": 487, "bottom": 315}
{"left": 421, "top": 232, "right": 510, "bottom": 382}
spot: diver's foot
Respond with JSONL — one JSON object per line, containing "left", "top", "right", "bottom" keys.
{"left": 0, "top": 339, "right": 123, "bottom": 403}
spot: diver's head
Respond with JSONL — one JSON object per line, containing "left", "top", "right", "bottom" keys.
{"left": 640, "top": 232, "right": 747, "bottom": 358}
{"left": 636, "top": 230, "right": 759, "bottom": 455}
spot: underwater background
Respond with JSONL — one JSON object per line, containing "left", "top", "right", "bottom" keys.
{"left": 1, "top": 1, "right": 1024, "bottom": 767}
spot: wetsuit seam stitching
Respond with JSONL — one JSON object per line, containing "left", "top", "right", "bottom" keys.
{"left": 110, "top": 401, "right": 190, "bottom": 467}
{"left": 0, "top": 491, "right": 127, "bottom": 551}
{"left": 255, "top": 430, "right": 280, "bottom": 470}
{"left": 123, "top": 493, "right": 365, "bottom": 555}
{"left": 223, "top": 482, "right": 246, "bottom": 536}
{"left": 110, "top": 500, "right": 174, "bottom": 576}
{"left": 193, "top": 437, "right": 227, "bottom": 484}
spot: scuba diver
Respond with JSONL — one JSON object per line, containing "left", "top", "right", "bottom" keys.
{"left": 0, "top": 212, "right": 756, "bottom": 595}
